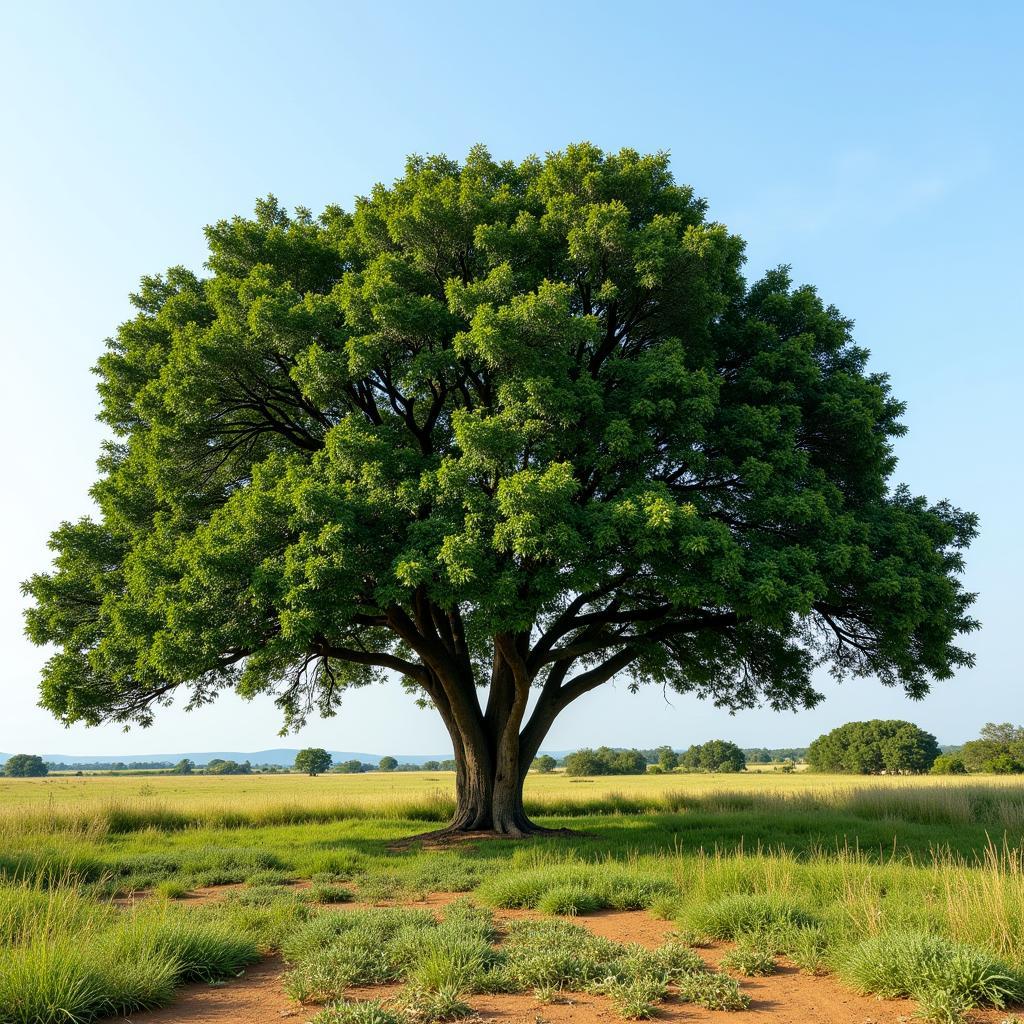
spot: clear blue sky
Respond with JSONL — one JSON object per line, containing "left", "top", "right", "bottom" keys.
{"left": 1, "top": 1, "right": 1020, "bottom": 756}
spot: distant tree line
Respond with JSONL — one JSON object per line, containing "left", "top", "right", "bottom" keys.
{"left": 560, "top": 741, "right": 748, "bottom": 776}
{"left": 43, "top": 759, "right": 176, "bottom": 772}
{"left": 932, "top": 723, "right": 1024, "bottom": 775}
{"left": 743, "top": 748, "right": 808, "bottom": 764}
{"left": 15, "top": 722, "right": 1023, "bottom": 781}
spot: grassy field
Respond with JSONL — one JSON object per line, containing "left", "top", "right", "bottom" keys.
{"left": 4, "top": 770, "right": 1024, "bottom": 1024}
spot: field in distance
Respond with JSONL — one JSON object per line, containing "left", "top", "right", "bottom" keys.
{"left": 0, "top": 761, "right": 1004, "bottom": 811}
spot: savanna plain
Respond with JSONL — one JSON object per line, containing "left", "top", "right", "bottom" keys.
{"left": 4, "top": 770, "right": 1024, "bottom": 1024}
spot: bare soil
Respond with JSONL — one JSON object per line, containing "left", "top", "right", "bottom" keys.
{"left": 103, "top": 892, "right": 1015, "bottom": 1024}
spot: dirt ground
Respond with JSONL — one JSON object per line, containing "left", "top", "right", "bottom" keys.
{"left": 103, "top": 891, "right": 1014, "bottom": 1024}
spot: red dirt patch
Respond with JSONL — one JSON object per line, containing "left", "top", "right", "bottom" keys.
{"left": 102, "top": 897, "right": 1015, "bottom": 1024}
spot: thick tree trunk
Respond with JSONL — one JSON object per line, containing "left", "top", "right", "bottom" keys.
{"left": 412, "top": 695, "right": 567, "bottom": 839}
{"left": 438, "top": 728, "right": 540, "bottom": 836}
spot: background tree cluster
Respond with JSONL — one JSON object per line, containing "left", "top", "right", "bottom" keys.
{"left": 563, "top": 747, "right": 649, "bottom": 776}
{"left": 204, "top": 758, "right": 253, "bottom": 775}
{"left": 807, "top": 720, "right": 939, "bottom": 774}
{"left": 944, "top": 723, "right": 1024, "bottom": 774}
{"left": 676, "top": 739, "right": 746, "bottom": 773}
{"left": 743, "top": 747, "right": 808, "bottom": 764}
{"left": 3, "top": 754, "right": 48, "bottom": 777}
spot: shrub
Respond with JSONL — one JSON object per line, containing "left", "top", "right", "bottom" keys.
{"left": 678, "top": 893, "right": 816, "bottom": 940}
{"left": 719, "top": 935, "right": 776, "bottom": 976}
{"left": 307, "top": 883, "right": 355, "bottom": 904}
{"left": 536, "top": 884, "right": 603, "bottom": 916}
{"left": 399, "top": 984, "right": 473, "bottom": 1022}
{"left": 837, "top": 931, "right": 1024, "bottom": 1010}
{"left": 675, "top": 970, "right": 750, "bottom": 1011}
{"left": 310, "top": 1001, "right": 403, "bottom": 1024}
{"left": 153, "top": 880, "right": 189, "bottom": 899}
{"left": 930, "top": 754, "right": 968, "bottom": 775}
{"left": 604, "top": 977, "right": 666, "bottom": 1019}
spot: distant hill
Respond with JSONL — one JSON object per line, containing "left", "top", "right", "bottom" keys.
{"left": 0, "top": 748, "right": 572, "bottom": 768}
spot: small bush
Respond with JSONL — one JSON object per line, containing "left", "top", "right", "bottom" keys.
{"left": 675, "top": 970, "right": 750, "bottom": 1011}
{"left": 153, "top": 879, "right": 190, "bottom": 899}
{"left": 536, "top": 884, "right": 603, "bottom": 916}
{"left": 310, "top": 1000, "right": 404, "bottom": 1024}
{"left": 678, "top": 893, "right": 816, "bottom": 940}
{"left": 245, "top": 869, "right": 294, "bottom": 886}
{"left": 400, "top": 984, "right": 473, "bottom": 1022}
{"left": 838, "top": 931, "right": 1024, "bottom": 1011}
{"left": 307, "top": 883, "right": 355, "bottom": 904}
{"left": 605, "top": 977, "right": 666, "bottom": 1019}
{"left": 719, "top": 936, "right": 776, "bottom": 977}
{"left": 915, "top": 986, "right": 974, "bottom": 1024}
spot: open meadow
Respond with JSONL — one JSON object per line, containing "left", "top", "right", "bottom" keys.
{"left": 4, "top": 770, "right": 1024, "bottom": 1024}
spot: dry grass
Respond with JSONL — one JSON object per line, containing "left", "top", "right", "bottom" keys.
{"left": 3, "top": 770, "right": 1024, "bottom": 836}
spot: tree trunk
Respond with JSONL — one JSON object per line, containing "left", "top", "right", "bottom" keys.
{"left": 435, "top": 728, "right": 538, "bottom": 837}
{"left": 414, "top": 695, "right": 566, "bottom": 839}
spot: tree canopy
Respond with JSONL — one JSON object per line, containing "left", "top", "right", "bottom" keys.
{"left": 22, "top": 143, "right": 977, "bottom": 834}
{"left": 958, "top": 723, "right": 1024, "bottom": 773}
{"left": 294, "top": 747, "right": 332, "bottom": 775}
{"left": 3, "top": 754, "right": 48, "bottom": 778}
{"left": 564, "top": 746, "right": 648, "bottom": 776}
{"left": 806, "top": 719, "right": 940, "bottom": 774}
{"left": 678, "top": 739, "right": 746, "bottom": 773}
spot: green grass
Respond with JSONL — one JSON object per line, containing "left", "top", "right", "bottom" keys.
{"left": 5, "top": 775, "right": 1024, "bottom": 1022}
{"left": 719, "top": 935, "right": 777, "bottom": 976}
{"left": 0, "top": 888, "right": 262, "bottom": 1024}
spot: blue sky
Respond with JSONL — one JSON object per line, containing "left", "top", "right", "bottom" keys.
{"left": 1, "top": 1, "right": 1021, "bottom": 756}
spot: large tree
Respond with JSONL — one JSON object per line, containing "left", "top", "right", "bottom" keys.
{"left": 294, "top": 747, "right": 332, "bottom": 776}
{"left": 806, "top": 719, "right": 941, "bottom": 774}
{"left": 23, "top": 144, "right": 976, "bottom": 835}
{"left": 4, "top": 754, "right": 49, "bottom": 778}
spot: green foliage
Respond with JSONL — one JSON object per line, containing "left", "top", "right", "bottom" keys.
{"left": 931, "top": 754, "right": 968, "bottom": 775}
{"left": 476, "top": 862, "right": 671, "bottom": 914}
{"left": 837, "top": 931, "right": 1024, "bottom": 1013}
{"left": 204, "top": 759, "right": 252, "bottom": 775}
{"left": 677, "top": 739, "right": 745, "bottom": 773}
{"left": 604, "top": 977, "right": 666, "bottom": 1019}
{"left": 4, "top": 755, "right": 48, "bottom": 778}
{"left": 24, "top": 144, "right": 976, "bottom": 824}
{"left": 807, "top": 720, "right": 940, "bottom": 774}
{"left": 674, "top": 970, "right": 750, "bottom": 1010}
{"left": 0, "top": 890, "right": 262, "bottom": 1024}
{"left": 677, "top": 892, "right": 817, "bottom": 939}
{"left": 719, "top": 934, "right": 777, "bottom": 976}
{"left": 655, "top": 746, "right": 679, "bottom": 771}
{"left": 532, "top": 754, "right": 557, "bottom": 773}
{"left": 306, "top": 883, "right": 355, "bottom": 904}
{"left": 311, "top": 1001, "right": 404, "bottom": 1024}
{"left": 564, "top": 747, "right": 648, "bottom": 776}
{"left": 294, "top": 748, "right": 333, "bottom": 776}
{"left": 959, "top": 724, "right": 1024, "bottom": 773}
{"left": 378, "top": 757, "right": 398, "bottom": 772}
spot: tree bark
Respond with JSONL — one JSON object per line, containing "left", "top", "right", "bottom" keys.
{"left": 413, "top": 658, "right": 568, "bottom": 838}
{"left": 431, "top": 708, "right": 548, "bottom": 837}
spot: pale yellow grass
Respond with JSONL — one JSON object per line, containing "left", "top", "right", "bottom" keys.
{"left": 3, "top": 767, "right": 1024, "bottom": 830}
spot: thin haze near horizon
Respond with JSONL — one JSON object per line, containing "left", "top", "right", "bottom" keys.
{"left": 1, "top": 2, "right": 1021, "bottom": 758}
